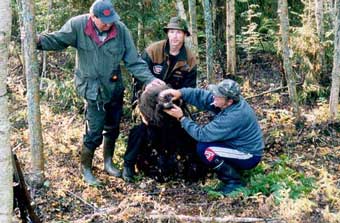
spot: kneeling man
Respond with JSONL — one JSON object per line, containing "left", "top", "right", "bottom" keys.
{"left": 161, "top": 79, "right": 264, "bottom": 194}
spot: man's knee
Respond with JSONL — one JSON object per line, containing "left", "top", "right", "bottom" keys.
{"left": 196, "top": 142, "right": 216, "bottom": 166}
{"left": 83, "top": 133, "right": 103, "bottom": 151}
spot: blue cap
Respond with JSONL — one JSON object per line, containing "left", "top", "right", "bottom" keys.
{"left": 92, "top": 0, "right": 120, "bottom": 24}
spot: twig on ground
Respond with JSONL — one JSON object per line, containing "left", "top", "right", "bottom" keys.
{"left": 148, "top": 214, "right": 285, "bottom": 223}
{"left": 72, "top": 207, "right": 120, "bottom": 223}
{"left": 65, "top": 190, "right": 98, "bottom": 212}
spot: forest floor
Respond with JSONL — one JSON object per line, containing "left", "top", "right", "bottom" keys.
{"left": 8, "top": 52, "right": 340, "bottom": 223}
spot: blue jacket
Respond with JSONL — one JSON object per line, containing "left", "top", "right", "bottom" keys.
{"left": 179, "top": 88, "right": 264, "bottom": 156}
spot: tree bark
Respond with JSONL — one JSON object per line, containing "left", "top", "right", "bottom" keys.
{"left": 278, "top": 0, "right": 301, "bottom": 120}
{"left": 315, "top": 0, "right": 327, "bottom": 78}
{"left": 20, "top": 0, "right": 45, "bottom": 188}
{"left": 226, "top": 0, "right": 236, "bottom": 75}
{"left": 188, "top": 0, "right": 199, "bottom": 64}
{"left": 329, "top": 0, "right": 340, "bottom": 120}
{"left": 0, "top": 0, "right": 13, "bottom": 222}
{"left": 214, "top": 0, "right": 226, "bottom": 76}
{"left": 137, "top": 2, "right": 145, "bottom": 52}
{"left": 203, "top": 0, "right": 214, "bottom": 82}
{"left": 176, "top": 0, "right": 187, "bottom": 20}
{"left": 40, "top": 0, "right": 53, "bottom": 89}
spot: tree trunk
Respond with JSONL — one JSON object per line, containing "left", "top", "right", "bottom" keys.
{"left": 137, "top": 1, "right": 146, "bottom": 52}
{"left": 329, "top": 0, "right": 340, "bottom": 120}
{"left": 278, "top": 0, "right": 301, "bottom": 120}
{"left": 40, "top": 0, "right": 53, "bottom": 89}
{"left": 203, "top": 0, "right": 214, "bottom": 83}
{"left": 0, "top": 0, "right": 13, "bottom": 222}
{"left": 176, "top": 0, "right": 187, "bottom": 20}
{"left": 315, "top": 0, "right": 327, "bottom": 78}
{"left": 226, "top": 0, "right": 236, "bottom": 76}
{"left": 188, "top": 0, "right": 199, "bottom": 64}
{"left": 214, "top": 0, "right": 226, "bottom": 77}
{"left": 20, "top": 0, "right": 45, "bottom": 188}
{"left": 176, "top": 0, "right": 195, "bottom": 60}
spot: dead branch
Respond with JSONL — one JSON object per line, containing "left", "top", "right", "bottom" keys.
{"left": 148, "top": 214, "right": 285, "bottom": 223}
{"left": 72, "top": 207, "right": 119, "bottom": 223}
{"left": 245, "top": 86, "right": 288, "bottom": 100}
{"left": 245, "top": 82, "right": 303, "bottom": 100}
{"left": 65, "top": 190, "right": 99, "bottom": 211}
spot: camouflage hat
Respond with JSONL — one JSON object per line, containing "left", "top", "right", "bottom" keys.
{"left": 208, "top": 79, "right": 241, "bottom": 101}
{"left": 163, "top": 17, "right": 191, "bottom": 36}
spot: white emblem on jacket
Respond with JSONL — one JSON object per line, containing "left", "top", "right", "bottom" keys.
{"left": 153, "top": 65, "right": 163, "bottom": 75}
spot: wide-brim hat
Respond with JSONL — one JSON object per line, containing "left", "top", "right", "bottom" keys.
{"left": 163, "top": 16, "right": 191, "bottom": 36}
{"left": 208, "top": 79, "right": 241, "bottom": 101}
{"left": 92, "top": 0, "right": 120, "bottom": 24}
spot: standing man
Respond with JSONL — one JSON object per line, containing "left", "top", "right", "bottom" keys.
{"left": 161, "top": 79, "right": 264, "bottom": 194}
{"left": 36, "top": 0, "right": 164, "bottom": 185}
{"left": 122, "top": 17, "right": 197, "bottom": 182}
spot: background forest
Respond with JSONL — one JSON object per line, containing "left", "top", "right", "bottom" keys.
{"left": 0, "top": 0, "right": 339, "bottom": 222}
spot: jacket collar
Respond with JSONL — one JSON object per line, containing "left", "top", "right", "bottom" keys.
{"left": 84, "top": 17, "right": 117, "bottom": 47}
{"left": 164, "top": 39, "right": 187, "bottom": 61}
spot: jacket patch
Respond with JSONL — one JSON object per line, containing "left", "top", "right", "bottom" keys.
{"left": 153, "top": 65, "right": 163, "bottom": 75}
{"left": 204, "top": 147, "right": 216, "bottom": 162}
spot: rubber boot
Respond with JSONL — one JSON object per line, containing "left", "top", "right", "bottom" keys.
{"left": 122, "top": 165, "right": 135, "bottom": 182}
{"left": 103, "top": 137, "right": 121, "bottom": 177}
{"left": 214, "top": 160, "right": 243, "bottom": 194}
{"left": 81, "top": 144, "right": 101, "bottom": 186}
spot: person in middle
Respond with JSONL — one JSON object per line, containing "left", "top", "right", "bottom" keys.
{"left": 122, "top": 16, "right": 198, "bottom": 182}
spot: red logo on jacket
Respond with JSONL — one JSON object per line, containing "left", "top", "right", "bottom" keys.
{"left": 204, "top": 148, "right": 216, "bottom": 162}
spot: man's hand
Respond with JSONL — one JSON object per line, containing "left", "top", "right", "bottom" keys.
{"left": 145, "top": 78, "right": 165, "bottom": 91}
{"left": 163, "top": 104, "right": 184, "bottom": 120}
{"left": 159, "top": 89, "right": 182, "bottom": 101}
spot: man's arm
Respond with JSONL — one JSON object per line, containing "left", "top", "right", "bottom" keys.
{"left": 180, "top": 112, "right": 240, "bottom": 142}
{"left": 121, "top": 23, "right": 155, "bottom": 84}
{"left": 38, "top": 18, "right": 77, "bottom": 51}
{"left": 180, "top": 88, "right": 216, "bottom": 111}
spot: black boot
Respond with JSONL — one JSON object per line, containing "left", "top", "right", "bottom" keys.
{"left": 103, "top": 137, "right": 121, "bottom": 177}
{"left": 214, "top": 160, "right": 243, "bottom": 194}
{"left": 122, "top": 165, "right": 135, "bottom": 182}
{"left": 81, "top": 144, "right": 101, "bottom": 186}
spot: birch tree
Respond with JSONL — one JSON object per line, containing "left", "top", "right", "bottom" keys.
{"left": 176, "top": 0, "right": 187, "bottom": 20}
{"left": 315, "top": 0, "right": 326, "bottom": 77}
{"left": 176, "top": 0, "right": 194, "bottom": 59}
{"left": 0, "top": 0, "right": 13, "bottom": 221}
{"left": 329, "top": 0, "right": 340, "bottom": 120}
{"left": 137, "top": 1, "right": 145, "bottom": 51}
{"left": 40, "top": 0, "right": 53, "bottom": 89}
{"left": 278, "top": 0, "right": 301, "bottom": 120}
{"left": 203, "top": 0, "right": 214, "bottom": 82}
{"left": 20, "top": 0, "right": 45, "bottom": 187}
{"left": 226, "top": 0, "right": 236, "bottom": 75}
{"left": 188, "top": 0, "right": 199, "bottom": 64}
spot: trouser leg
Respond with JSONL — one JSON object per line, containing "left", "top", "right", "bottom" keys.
{"left": 122, "top": 123, "right": 147, "bottom": 182}
{"left": 196, "top": 142, "right": 262, "bottom": 194}
{"left": 80, "top": 100, "right": 105, "bottom": 185}
{"left": 102, "top": 92, "right": 124, "bottom": 177}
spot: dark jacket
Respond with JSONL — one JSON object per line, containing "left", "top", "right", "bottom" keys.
{"left": 38, "top": 14, "right": 155, "bottom": 103}
{"left": 142, "top": 39, "right": 197, "bottom": 89}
